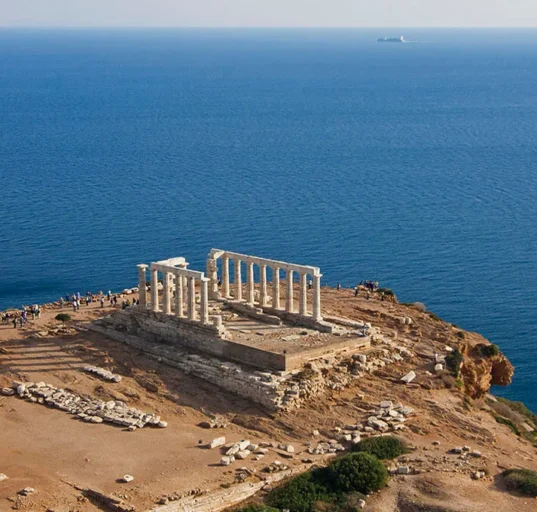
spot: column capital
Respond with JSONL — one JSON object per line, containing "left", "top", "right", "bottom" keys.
{"left": 137, "top": 264, "right": 148, "bottom": 270}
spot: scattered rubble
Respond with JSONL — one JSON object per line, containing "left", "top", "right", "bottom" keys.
{"left": 17, "top": 487, "right": 35, "bottom": 496}
{"left": 7, "top": 381, "right": 166, "bottom": 429}
{"left": 121, "top": 475, "right": 134, "bottom": 483}
{"left": 84, "top": 365, "right": 122, "bottom": 383}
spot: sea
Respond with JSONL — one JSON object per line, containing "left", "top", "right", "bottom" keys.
{"left": 1, "top": 28, "right": 536, "bottom": 410}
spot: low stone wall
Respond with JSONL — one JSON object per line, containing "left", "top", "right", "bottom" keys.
{"left": 98, "top": 308, "right": 286, "bottom": 371}
{"left": 89, "top": 323, "right": 288, "bottom": 410}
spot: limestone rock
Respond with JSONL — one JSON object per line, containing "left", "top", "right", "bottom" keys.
{"left": 122, "top": 475, "right": 134, "bottom": 483}
{"left": 18, "top": 487, "right": 35, "bottom": 496}
{"left": 401, "top": 371, "right": 416, "bottom": 384}
{"left": 0, "top": 474, "right": 8, "bottom": 482}
{"left": 209, "top": 437, "right": 226, "bottom": 449}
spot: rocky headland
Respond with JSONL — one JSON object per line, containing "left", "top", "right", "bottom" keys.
{"left": 1, "top": 284, "right": 536, "bottom": 512}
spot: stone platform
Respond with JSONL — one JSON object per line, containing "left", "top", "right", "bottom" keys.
{"left": 93, "top": 300, "right": 370, "bottom": 371}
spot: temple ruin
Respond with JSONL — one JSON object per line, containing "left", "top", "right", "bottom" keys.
{"left": 92, "top": 249, "right": 371, "bottom": 408}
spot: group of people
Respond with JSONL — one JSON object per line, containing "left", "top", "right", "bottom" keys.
{"left": 2, "top": 304, "right": 41, "bottom": 328}
{"left": 1, "top": 289, "right": 142, "bottom": 330}
{"left": 57, "top": 290, "right": 141, "bottom": 312}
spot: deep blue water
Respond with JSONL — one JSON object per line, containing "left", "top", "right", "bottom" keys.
{"left": 1, "top": 28, "right": 536, "bottom": 409}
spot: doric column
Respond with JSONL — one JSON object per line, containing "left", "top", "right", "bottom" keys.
{"left": 260, "top": 264, "right": 268, "bottom": 306}
{"left": 151, "top": 268, "right": 159, "bottom": 312}
{"left": 222, "top": 256, "right": 230, "bottom": 298}
{"left": 313, "top": 273, "right": 323, "bottom": 322}
{"left": 206, "top": 257, "right": 218, "bottom": 300}
{"left": 137, "top": 264, "right": 148, "bottom": 307}
{"left": 234, "top": 259, "right": 242, "bottom": 301}
{"left": 299, "top": 272, "right": 308, "bottom": 315}
{"left": 246, "top": 261, "right": 255, "bottom": 305}
{"left": 272, "top": 267, "right": 280, "bottom": 309}
{"left": 163, "top": 272, "right": 172, "bottom": 314}
{"left": 200, "top": 278, "right": 209, "bottom": 324}
{"left": 286, "top": 270, "right": 294, "bottom": 312}
{"left": 188, "top": 276, "right": 196, "bottom": 320}
{"left": 175, "top": 271, "right": 184, "bottom": 317}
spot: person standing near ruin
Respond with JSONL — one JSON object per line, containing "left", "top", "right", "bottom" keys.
{"left": 100, "top": 295, "right": 105, "bottom": 308}
{"left": 337, "top": 283, "right": 341, "bottom": 291}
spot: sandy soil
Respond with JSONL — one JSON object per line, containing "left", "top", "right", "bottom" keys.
{"left": 1, "top": 288, "right": 537, "bottom": 512}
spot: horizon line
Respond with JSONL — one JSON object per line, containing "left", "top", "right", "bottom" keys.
{"left": 1, "top": 25, "right": 537, "bottom": 30}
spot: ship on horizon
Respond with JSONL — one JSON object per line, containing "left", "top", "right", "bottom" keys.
{"left": 377, "top": 36, "right": 405, "bottom": 43}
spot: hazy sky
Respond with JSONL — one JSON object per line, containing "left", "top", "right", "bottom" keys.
{"left": 0, "top": 0, "right": 536, "bottom": 28}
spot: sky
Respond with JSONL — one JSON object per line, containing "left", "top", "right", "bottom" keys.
{"left": 0, "top": 0, "right": 536, "bottom": 28}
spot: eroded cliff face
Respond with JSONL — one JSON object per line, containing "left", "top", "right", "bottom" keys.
{"left": 459, "top": 342, "right": 514, "bottom": 399}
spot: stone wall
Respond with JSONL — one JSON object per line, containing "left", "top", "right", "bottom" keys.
{"left": 98, "top": 308, "right": 286, "bottom": 371}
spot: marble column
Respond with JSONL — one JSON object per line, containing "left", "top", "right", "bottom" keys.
{"left": 188, "top": 276, "right": 196, "bottom": 320}
{"left": 175, "top": 271, "right": 184, "bottom": 317}
{"left": 286, "top": 270, "right": 294, "bottom": 312}
{"left": 260, "top": 264, "right": 268, "bottom": 306}
{"left": 246, "top": 261, "right": 255, "bottom": 305}
{"left": 163, "top": 272, "right": 172, "bottom": 314}
{"left": 137, "top": 264, "right": 148, "bottom": 307}
{"left": 151, "top": 268, "right": 159, "bottom": 312}
{"left": 206, "top": 258, "right": 218, "bottom": 300}
{"left": 272, "top": 267, "right": 280, "bottom": 309}
{"left": 200, "top": 278, "right": 209, "bottom": 324}
{"left": 299, "top": 272, "right": 308, "bottom": 315}
{"left": 234, "top": 259, "right": 242, "bottom": 301}
{"left": 313, "top": 273, "right": 322, "bottom": 322}
{"left": 222, "top": 256, "right": 230, "bottom": 298}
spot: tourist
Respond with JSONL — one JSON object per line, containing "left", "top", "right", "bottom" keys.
{"left": 100, "top": 296, "right": 105, "bottom": 308}
{"left": 72, "top": 299, "right": 77, "bottom": 312}
{"left": 59, "top": 297, "right": 64, "bottom": 309}
{"left": 336, "top": 283, "right": 341, "bottom": 291}
{"left": 354, "top": 286, "right": 359, "bottom": 297}
{"left": 308, "top": 279, "right": 312, "bottom": 290}
{"left": 12, "top": 317, "right": 17, "bottom": 329}
{"left": 18, "top": 316, "right": 23, "bottom": 328}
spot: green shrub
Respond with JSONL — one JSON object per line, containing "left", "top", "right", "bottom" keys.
{"left": 502, "top": 468, "right": 537, "bottom": 497}
{"left": 352, "top": 436, "right": 408, "bottom": 460}
{"left": 455, "top": 331, "right": 465, "bottom": 339}
{"left": 445, "top": 348, "right": 463, "bottom": 377}
{"left": 55, "top": 313, "right": 72, "bottom": 322}
{"left": 413, "top": 302, "right": 426, "bottom": 312}
{"left": 479, "top": 344, "right": 500, "bottom": 357}
{"left": 266, "top": 469, "right": 332, "bottom": 512}
{"left": 327, "top": 453, "right": 388, "bottom": 494}
{"left": 429, "top": 312, "right": 442, "bottom": 322}
{"left": 494, "top": 415, "right": 520, "bottom": 436}
{"left": 496, "top": 397, "right": 537, "bottom": 426}
{"left": 378, "top": 288, "right": 394, "bottom": 297}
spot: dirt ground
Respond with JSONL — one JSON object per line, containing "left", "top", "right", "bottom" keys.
{"left": 1, "top": 288, "right": 537, "bottom": 512}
